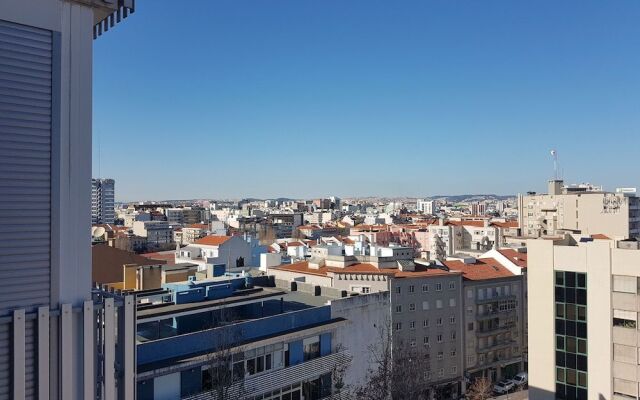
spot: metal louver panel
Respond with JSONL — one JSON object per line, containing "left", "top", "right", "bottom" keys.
{"left": 0, "top": 19, "right": 52, "bottom": 400}
{"left": 0, "top": 19, "right": 52, "bottom": 315}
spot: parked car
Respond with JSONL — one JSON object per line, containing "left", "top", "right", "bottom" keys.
{"left": 511, "top": 372, "right": 528, "bottom": 387}
{"left": 493, "top": 379, "right": 516, "bottom": 394}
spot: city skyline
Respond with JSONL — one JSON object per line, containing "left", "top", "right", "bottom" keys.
{"left": 94, "top": 1, "right": 640, "bottom": 199}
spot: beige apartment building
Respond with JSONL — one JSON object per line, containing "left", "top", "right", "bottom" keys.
{"left": 518, "top": 180, "right": 640, "bottom": 239}
{"left": 528, "top": 236, "right": 640, "bottom": 400}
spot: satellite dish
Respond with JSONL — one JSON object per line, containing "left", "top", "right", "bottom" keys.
{"left": 93, "top": 227, "right": 106, "bottom": 238}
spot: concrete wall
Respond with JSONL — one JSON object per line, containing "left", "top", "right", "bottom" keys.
{"left": 330, "top": 292, "right": 391, "bottom": 390}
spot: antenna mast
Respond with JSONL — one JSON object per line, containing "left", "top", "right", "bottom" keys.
{"left": 550, "top": 150, "right": 559, "bottom": 180}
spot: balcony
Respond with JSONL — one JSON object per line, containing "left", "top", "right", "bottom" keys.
{"left": 475, "top": 309, "right": 517, "bottom": 321}
{"left": 477, "top": 339, "right": 517, "bottom": 353}
{"left": 476, "top": 294, "right": 517, "bottom": 305}
{"left": 476, "top": 324, "right": 517, "bottom": 337}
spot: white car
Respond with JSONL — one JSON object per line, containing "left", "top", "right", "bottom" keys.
{"left": 511, "top": 372, "right": 528, "bottom": 387}
{"left": 493, "top": 379, "right": 515, "bottom": 395}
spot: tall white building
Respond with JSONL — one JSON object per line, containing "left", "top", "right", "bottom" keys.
{"left": 92, "top": 178, "right": 115, "bottom": 224}
{"left": 518, "top": 180, "right": 640, "bottom": 239}
{"left": 528, "top": 237, "right": 640, "bottom": 400}
{"left": 0, "top": 1, "right": 136, "bottom": 399}
{"left": 417, "top": 199, "right": 438, "bottom": 215}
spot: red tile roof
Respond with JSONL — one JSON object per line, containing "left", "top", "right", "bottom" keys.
{"left": 270, "top": 260, "right": 457, "bottom": 279}
{"left": 186, "top": 223, "right": 209, "bottom": 230}
{"left": 193, "top": 235, "right": 232, "bottom": 246}
{"left": 590, "top": 233, "right": 610, "bottom": 240}
{"left": 443, "top": 257, "right": 515, "bottom": 281}
{"left": 497, "top": 249, "right": 527, "bottom": 268}
{"left": 492, "top": 220, "right": 519, "bottom": 228}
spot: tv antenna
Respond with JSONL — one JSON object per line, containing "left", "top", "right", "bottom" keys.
{"left": 550, "top": 149, "right": 559, "bottom": 180}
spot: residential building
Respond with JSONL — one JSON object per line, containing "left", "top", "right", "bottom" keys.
{"left": 180, "top": 223, "right": 210, "bottom": 245}
{"left": 0, "top": 1, "right": 136, "bottom": 399}
{"left": 417, "top": 199, "right": 438, "bottom": 215}
{"left": 134, "top": 274, "right": 358, "bottom": 400}
{"left": 443, "top": 257, "right": 526, "bottom": 382}
{"left": 267, "top": 243, "right": 466, "bottom": 398}
{"left": 176, "top": 235, "right": 255, "bottom": 272}
{"left": 133, "top": 221, "right": 173, "bottom": 249}
{"left": 527, "top": 236, "right": 640, "bottom": 400}
{"left": 518, "top": 179, "right": 640, "bottom": 239}
{"left": 92, "top": 178, "right": 115, "bottom": 224}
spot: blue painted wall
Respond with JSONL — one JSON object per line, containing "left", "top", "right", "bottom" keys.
{"left": 288, "top": 340, "right": 303, "bottom": 366}
{"left": 138, "top": 305, "right": 332, "bottom": 365}
{"left": 320, "top": 332, "right": 332, "bottom": 356}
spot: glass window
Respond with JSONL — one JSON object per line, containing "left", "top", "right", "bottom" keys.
{"left": 303, "top": 336, "right": 321, "bottom": 361}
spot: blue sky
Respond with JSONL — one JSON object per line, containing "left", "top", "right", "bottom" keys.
{"left": 93, "top": 1, "right": 640, "bottom": 201}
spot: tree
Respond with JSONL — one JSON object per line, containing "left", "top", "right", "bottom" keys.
{"left": 199, "top": 308, "right": 246, "bottom": 400}
{"left": 466, "top": 377, "right": 493, "bottom": 400}
{"left": 354, "top": 322, "right": 432, "bottom": 400}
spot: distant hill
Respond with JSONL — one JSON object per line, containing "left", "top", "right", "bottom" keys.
{"left": 428, "top": 194, "right": 514, "bottom": 202}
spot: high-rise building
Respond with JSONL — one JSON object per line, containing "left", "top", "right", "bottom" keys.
{"left": 0, "top": 1, "right": 135, "bottom": 399}
{"left": 92, "top": 178, "right": 115, "bottom": 224}
{"left": 518, "top": 179, "right": 640, "bottom": 239}
{"left": 528, "top": 237, "right": 640, "bottom": 400}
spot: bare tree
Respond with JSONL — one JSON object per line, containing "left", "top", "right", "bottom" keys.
{"left": 354, "top": 322, "right": 431, "bottom": 400}
{"left": 466, "top": 377, "right": 493, "bottom": 400}
{"left": 198, "top": 308, "right": 246, "bottom": 400}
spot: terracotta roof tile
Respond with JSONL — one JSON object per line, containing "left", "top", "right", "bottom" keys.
{"left": 497, "top": 249, "right": 527, "bottom": 268}
{"left": 193, "top": 235, "right": 232, "bottom": 246}
{"left": 443, "top": 257, "right": 515, "bottom": 281}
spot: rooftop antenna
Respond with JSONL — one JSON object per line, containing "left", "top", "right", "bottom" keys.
{"left": 550, "top": 149, "right": 559, "bottom": 180}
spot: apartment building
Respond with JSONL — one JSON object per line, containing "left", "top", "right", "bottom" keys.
{"left": 527, "top": 237, "right": 640, "bottom": 400}
{"left": 417, "top": 199, "right": 438, "bottom": 215}
{"left": 92, "top": 178, "right": 115, "bottom": 224}
{"left": 180, "top": 224, "right": 210, "bottom": 245}
{"left": 443, "top": 258, "right": 526, "bottom": 382}
{"left": 134, "top": 274, "right": 378, "bottom": 400}
{"left": 267, "top": 243, "right": 466, "bottom": 398}
{"left": 133, "top": 221, "right": 174, "bottom": 248}
{"left": 0, "top": 1, "right": 136, "bottom": 399}
{"left": 518, "top": 179, "right": 640, "bottom": 239}
{"left": 176, "top": 235, "right": 255, "bottom": 272}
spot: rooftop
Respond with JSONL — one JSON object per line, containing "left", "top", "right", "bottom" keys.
{"left": 442, "top": 257, "right": 515, "bottom": 281}
{"left": 193, "top": 235, "right": 233, "bottom": 246}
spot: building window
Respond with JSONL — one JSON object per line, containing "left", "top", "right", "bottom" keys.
{"left": 422, "top": 301, "right": 430, "bottom": 310}
{"left": 437, "top": 318, "right": 443, "bottom": 326}
{"left": 395, "top": 323, "right": 402, "bottom": 331}
{"left": 410, "top": 321, "right": 416, "bottom": 329}
{"left": 450, "top": 332, "right": 456, "bottom": 341}
{"left": 422, "top": 284, "right": 429, "bottom": 292}
{"left": 437, "top": 351, "right": 444, "bottom": 360}
{"left": 468, "top": 322, "right": 474, "bottom": 331}
{"left": 303, "top": 336, "right": 321, "bottom": 361}
{"left": 613, "top": 275, "right": 637, "bottom": 294}
{"left": 410, "top": 339, "right": 416, "bottom": 347}
{"left": 423, "top": 320, "right": 429, "bottom": 328}
{"left": 449, "top": 298, "right": 456, "bottom": 307}
{"left": 467, "top": 289, "right": 473, "bottom": 299}
{"left": 449, "top": 281, "right": 455, "bottom": 290}
{"left": 424, "top": 336, "right": 430, "bottom": 345}
{"left": 438, "top": 368, "right": 445, "bottom": 378}
{"left": 450, "top": 316, "right": 456, "bottom": 324}
{"left": 396, "top": 286, "right": 401, "bottom": 294}
{"left": 436, "top": 283, "right": 443, "bottom": 291}
{"left": 437, "top": 335, "right": 443, "bottom": 343}
{"left": 436, "top": 300, "right": 443, "bottom": 309}
{"left": 395, "top": 305, "right": 402, "bottom": 313}
{"left": 409, "top": 303, "right": 416, "bottom": 312}
{"left": 451, "top": 366, "right": 457, "bottom": 374}
{"left": 450, "top": 350, "right": 457, "bottom": 357}
{"left": 555, "top": 271, "right": 588, "bottom": 400}
{"left": 409, "top": 285, "right": 415, "bottom": 293}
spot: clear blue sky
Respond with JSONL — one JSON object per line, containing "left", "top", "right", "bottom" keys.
{"left": 93, "top": 1, "right": 640, "bottom": 201}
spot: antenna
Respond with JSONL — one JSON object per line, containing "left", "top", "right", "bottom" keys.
{"left": 550, "top": 150, "right": 559, "bottom": 180}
